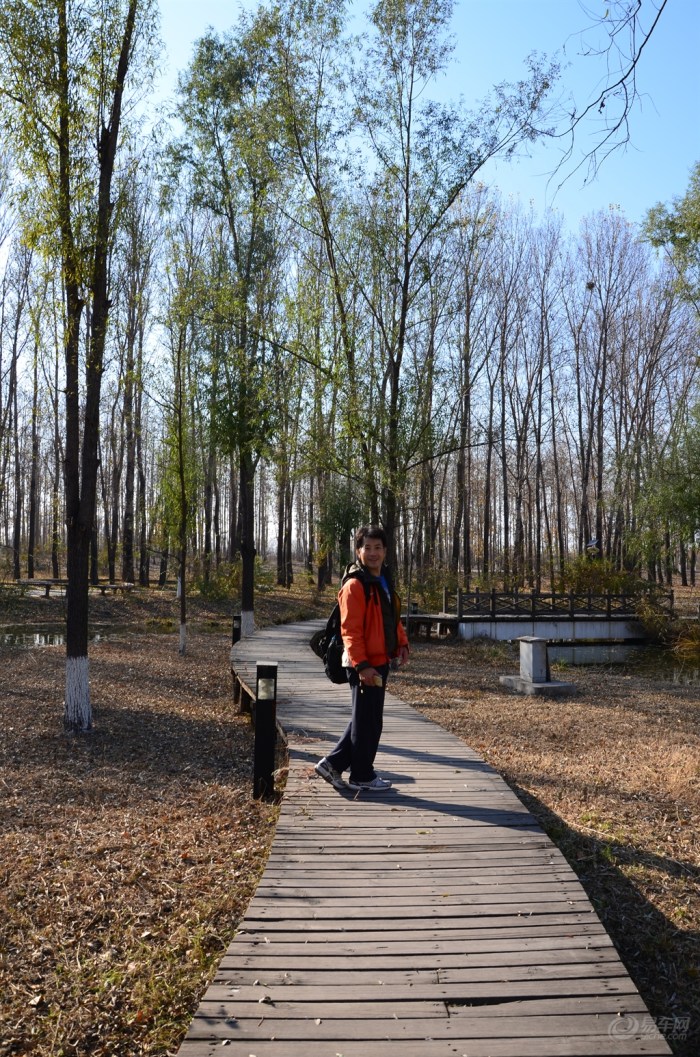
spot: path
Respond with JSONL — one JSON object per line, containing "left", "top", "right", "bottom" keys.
{"left": 176, "top": 620, "right": 670, "bottom": 1056}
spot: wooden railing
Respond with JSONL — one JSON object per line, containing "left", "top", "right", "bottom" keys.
{"left": 439, "top": 587, "right": 674, "bottom": 620}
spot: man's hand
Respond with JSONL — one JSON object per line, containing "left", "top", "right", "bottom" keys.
{"left": 359, "top": 666, "right": 382, "bottom": 687}
{"left": 396, "top": 646, "right": 409, "bottom": 667}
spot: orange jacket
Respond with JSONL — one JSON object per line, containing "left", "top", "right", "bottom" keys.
{"left": 339, "top": 572, "right": 409, "bottom": 671}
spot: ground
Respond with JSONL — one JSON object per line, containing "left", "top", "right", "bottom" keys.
{"left": 0, "top": 579, "right": 698, "bottom": 1056}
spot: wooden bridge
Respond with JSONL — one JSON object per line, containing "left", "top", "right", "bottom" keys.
{"left": 405, "top": 589, "right": 675, "bottom": 643}
{"left": 439, "top": 588, "right": 674, "bottom": 621}
{"left": 175, "top": 620, "right": 670, "bottom": 1057}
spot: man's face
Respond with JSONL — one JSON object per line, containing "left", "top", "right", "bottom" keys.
{"left": 357, "top": 536, "right": 387, "bottom": 575}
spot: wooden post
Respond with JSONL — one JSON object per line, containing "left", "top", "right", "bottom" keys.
{"left": 232, "top": 612, "right": 242, "bottom": 645}
{"left": 457, "top": 587, "right": 463, "bottom": 620}
{"left": 253, "top": 662, "right": 278, "bottom": 800}
{"left": 490, "top": 587, "right": 496, "bottom": 618}
{"left": 442, "top": 586, "right": 449, "bottom": 613}
{"left": 239, "top": 683, "right": 252, "bottom": 716}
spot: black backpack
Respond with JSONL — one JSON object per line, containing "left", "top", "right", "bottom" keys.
{"left": 310, "top": 576, "right": 372, "bottom": 684}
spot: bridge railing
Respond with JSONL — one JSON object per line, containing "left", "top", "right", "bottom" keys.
{"left": 439, "top": 587, "right": 674, "bottom": 620}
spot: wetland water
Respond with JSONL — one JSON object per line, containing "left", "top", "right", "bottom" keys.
{"left": 0, "top": 624, "right": 114, "bottom": 649}
{"left": 548, "top": 642, "right": 699, "bottom": 686}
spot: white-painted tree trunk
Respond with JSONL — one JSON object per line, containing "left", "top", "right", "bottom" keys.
{"left": 241, "top": 610, "right": 255, "bottom": 637}
{"left": 64, "top": 656, "right": 91, "bottom": 732}
{"left": 179, "top": 623, "right": 187, "bottom": 655}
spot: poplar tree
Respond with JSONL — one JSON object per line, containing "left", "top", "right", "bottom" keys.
{"left": 0, "top": 0, "right": 158, "bottom": 730}
{"left": 173, "top": 13, "right": 286, "bottom": 636}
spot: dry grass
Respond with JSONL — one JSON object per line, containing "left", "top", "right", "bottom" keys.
{"left": 1, "top": 579, "right": 699, "bottom": 1055}
{"left": 390, "top": 637, "right": 700, "bottom": 1057}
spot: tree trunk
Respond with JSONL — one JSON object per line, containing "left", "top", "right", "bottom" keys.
{"left": 11, "top": 342, "right": 22, "bottom": 581}
{"left": 51, "top": 352, "right": 61, "bottom": 581}
{"left": 239, "top": 453, "right": 256, "bottom": 635}
{"left": 679, "top": 539, "right": 688, "bottom": 587}
{"left": 276, "top": 476, "right": 286, "bottom": 585}
{"left": 159, "top": 542, "right": 169, "bottom": 587}
{"left": 122, "top": 328, "right": 136, "bottom": 584}
{"left": 62, "top": 0, "right": 139, "bottom": 731}
{"left": 27, "top": 343, "right": 40, "bottom": 578}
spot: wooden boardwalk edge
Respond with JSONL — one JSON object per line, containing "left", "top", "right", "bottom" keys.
{"left": 176, "top": 620, "right": 671, "bottom": 1057}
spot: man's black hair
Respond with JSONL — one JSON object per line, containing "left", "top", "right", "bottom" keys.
{"left": 355, "top": 524, "right": 387, "bottom": 550}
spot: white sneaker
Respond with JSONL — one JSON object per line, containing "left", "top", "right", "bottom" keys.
{"left": 315, "top": 758, "right": 347, "bottom": 790}
{"left": 348, "top": 775, "right": 392, "bottom": 791}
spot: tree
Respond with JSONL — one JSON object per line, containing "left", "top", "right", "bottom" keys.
{"left": 637, "top": 404, "right": 700, "bottom": 573}
{"left": 160, "top": 198, "right": 208, "bottom": 655}
{"left": 114, "top": 161, "right": 160, "bottom": 586}
{"left": 0, "top": 0, "right": 158, "bottom": 730}
{"left": 645, "top": 161, "right": 700, "bottom": 314}
{"left": 275, "top": 0, "right": 559, "bottom": 568}
{"left": 174, "top": 14, "right": 287, "bottom": 635}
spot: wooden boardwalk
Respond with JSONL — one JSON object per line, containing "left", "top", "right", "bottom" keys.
{"left": 176, "top": 621, "right": 671, "bottom": 1057}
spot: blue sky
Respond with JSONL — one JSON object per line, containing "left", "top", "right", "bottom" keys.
{"left": 156, "top": 0, "right": 699, "bottom": 231}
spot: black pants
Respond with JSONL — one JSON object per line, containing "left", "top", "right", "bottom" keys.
{"left": 326, "top": 665, "right": 388, "bottom": 783}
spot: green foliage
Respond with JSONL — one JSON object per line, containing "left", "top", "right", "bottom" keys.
{"left": 412, "top": 565, "right": 460, "bottom": 610}
{"left": 253, "top": 556, "right": 277, "bottom": 593}
{"left": 0, "top": 0, "right": 159, "bottom": 261}
{"left": 193, "top": 560, "right": 241, "bottom": 601}
{"left": 555, "top": 554, "right": 645, "bottom": 596}
{"left": 556, "top": 555, "right": 673, "bottom": 643}
{"left": 645, "top": 160, "right": 700, "bottom": 310}
{"left": 316, "top": 477, "right": 365, "bottom": 568}
{"left": 634, "top": 403, "right": 700, "bottom": 552}
{"left": 634, "top": 594, "right": 673, "bottom": 644}
{"left": 194, "top": 557, "right": 276, "bottom": 601}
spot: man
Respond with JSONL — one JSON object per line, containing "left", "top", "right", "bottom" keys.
{"left": 315, "top": 525, "right": 409, "bottom": 792}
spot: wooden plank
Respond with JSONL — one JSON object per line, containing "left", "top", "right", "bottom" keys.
{"left": 253, "top": 883, "right": 588, "bottom": 901}
{"left": 222, "top": 942, "right": 621, "bottom": 968}
{"left": 183, "top": 1006, "right": 659, "bottom": 1040}
{"left": 215, "top": 940, "right": 621, "bottom": 983}
{"left": 250, "top": 888, "right": 592, "bottom": 906}
{"left": 203, "top": 972, "right": 640, "bottom": 1003}
{"left": 193, "top": 993, "right": 650, "bottom": 1022}
{"left": 173, "top": 621, "right": 671, "bottom": 1056}
{"left": 177, "top": 1038, "right": 670, "bottom": 1057}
